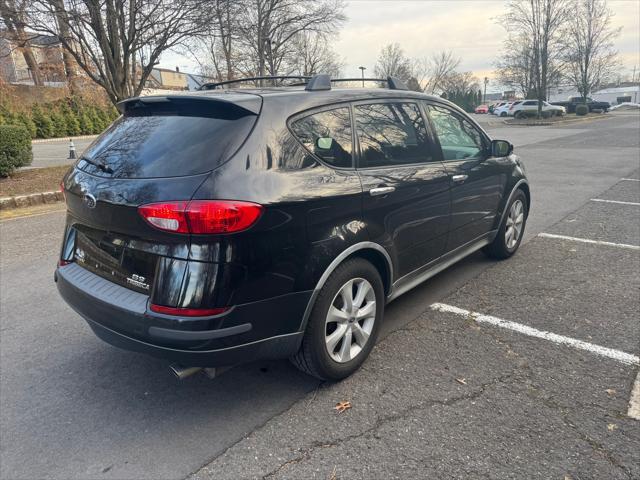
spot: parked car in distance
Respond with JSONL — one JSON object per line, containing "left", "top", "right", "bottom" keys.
{"left": 489, "top": 101, "right": 507, "bottom": 114}
{"left": 510, "top": 100, "right": 565, "bottom": 119}
{"left": 475, "top": 104, "right": 489, "bottom": 114}
{"left": 551, "top": 96, "right": 610, "bottom": 113}
{"left": 493, "top": 102, "right": 514, "bottom": 117}
{"left": 55, "top": 74, "right": 530, "bottom": 381}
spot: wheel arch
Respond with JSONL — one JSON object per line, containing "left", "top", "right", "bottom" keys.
{"left": 297, "top": 242, "right": 393, "bottom": 332}
{"left": 494, "top": 179, "right": 530, "bottom": 232}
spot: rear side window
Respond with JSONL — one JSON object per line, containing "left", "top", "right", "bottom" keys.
{"left": 354, "top": 102, "right": 434, "bottom": 168}
{"left": 290, "top": 107, "right": 353, "bottom": 168}
{"left": 77, "top": 100, "right": 257, "bottom": 178}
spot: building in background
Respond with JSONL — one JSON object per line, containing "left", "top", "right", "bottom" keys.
{"left": 548, "top": 82, "right": 640, "bottom": 105}
{"left": 0, "top": 30, "right": 66, "bottom": 85}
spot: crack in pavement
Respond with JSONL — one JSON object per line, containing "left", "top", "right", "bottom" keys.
{"left": 261, "top": 373, "right": 517, "bottom": 479}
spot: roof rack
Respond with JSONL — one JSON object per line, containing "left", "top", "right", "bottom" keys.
{"left": 200, "top": 76, "right": 311, "bottom": 90}
{"left": 199, "top": 74, "right": 409, "bottom": 92}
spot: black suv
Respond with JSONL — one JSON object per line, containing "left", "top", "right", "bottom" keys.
{"left": 55, "top": 75, "right": 530, "bottom": 380}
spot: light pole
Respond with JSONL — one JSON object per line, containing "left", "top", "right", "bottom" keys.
{"left": 483, "top": 77, "right": 489, "bottom": 104}
{"left": 359, "top": 66, "right": 366, "bottom": 87}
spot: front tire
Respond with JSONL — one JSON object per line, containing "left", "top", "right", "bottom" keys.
{"left": 291, "top": 258, "right": 384, "bottom": 381}
{"left": 483, "top": 189, "right": 528, "bottom": 259}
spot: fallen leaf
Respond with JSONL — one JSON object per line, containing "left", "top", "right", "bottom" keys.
{"left": 564, "top": 475, "right": 573, "bottom": 480}
{"left": 456, "top": 378, "right": 467, "bottom": 385}
{"left": 334, "top": 401, "right": 351, "bottom": 414}
{"left": 607, "top": 423, "right": 618, "bottom": 431}
{"left": 329, "top": 465, "right": 337, "bottom": 480}
{"left": 605, "top": 389, "right": 616, "bottom": 396}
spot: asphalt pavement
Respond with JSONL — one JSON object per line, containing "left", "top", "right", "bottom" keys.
{"left": 29, "top": 137, "right": 96, "bottom": 169}
{"left": 1, "top": 111, "right": 638, "bottom": 479}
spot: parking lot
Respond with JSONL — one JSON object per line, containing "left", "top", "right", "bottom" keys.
{"left": 190, "top": 170, "right": 639, "bottom": 480}
{"left": 1, "top": 111, "right": 638, "bottom": 479}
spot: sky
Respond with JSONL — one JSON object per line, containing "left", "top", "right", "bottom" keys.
{"left": 159, "top": 0, "right": 640, "bottom": 92}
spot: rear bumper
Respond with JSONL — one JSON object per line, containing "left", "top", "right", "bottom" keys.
{"left": 55, "top": 263, "right": 309, "bottom": 366}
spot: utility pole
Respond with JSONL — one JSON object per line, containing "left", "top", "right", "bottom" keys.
{"left": 359, "top": 66, "right": 366, "bottom": 87}
{"left": 483, "top": 77, "right": 488, "bottom": 103}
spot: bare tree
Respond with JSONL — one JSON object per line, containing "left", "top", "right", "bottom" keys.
{"left": 235, "top": 0, "right": 345, "bottom": 82}
{"left": 48, "top": 0, "right": 79, "bottom": 93}
{"left": 0, "top": 0, "right": 44, "bottom": 85}
{"left": 495, "top": 33, "right": 536, "bottom": 98}
{"left": 563, "top": 0, "right": 620, "bottom": 101}
{"left": 500, "top": 0, "right": 570, "bottom": 116}
{"left": 289, "top": 31, "right": 344, "bottom": 77}
{"left": 25, "top": 0, "right": 210, "bottom": 104}
{"left": 373, "top": 43, "right": 413, "bottom": 83}
{"left": 441, "top": 71, "right": 480, "bottom": 94}
{"left": 418, "top": 50, "right": 461, "bottom": 94}
{"left": 196, "top": 0, "right": 243, "bottom": 82}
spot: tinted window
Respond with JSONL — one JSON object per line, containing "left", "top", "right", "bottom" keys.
{"left": 355, "top": 102, "right": 433, "bottom": 168}
{"left": 523, "top": 101, "right": 536, "bottom": 106}
{"left": 428, "top": 105, "right": 485, "bottom": 161}
{"left": 290, "top": 107, "right": 353, "bottom": 168}
{"left": 78, "top": 102, "right": 257, "bottom": 178}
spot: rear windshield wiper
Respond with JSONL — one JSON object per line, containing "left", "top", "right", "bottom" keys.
{"left": 80, "top": 156, "right": 113, "bottom": 174}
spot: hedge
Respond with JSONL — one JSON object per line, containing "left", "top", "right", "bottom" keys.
{"left": 0, "top": 99, "right": 119, "bottom": 140}
{"left": 0, "top": 125, "right": 33, "bottom": 177}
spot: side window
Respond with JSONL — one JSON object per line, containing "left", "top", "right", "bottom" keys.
{"left": 354, "top": 102, "right": 434, "bottom": 168}
{"left": 427, "top": 105, "right": 485, "bottom": 161}
{"left": 290, "top": 107, "right": 353, "bottom": 168}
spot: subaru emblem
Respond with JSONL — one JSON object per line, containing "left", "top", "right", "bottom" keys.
{"left": 83, "top": 193, "right": 97, "bottom": 209}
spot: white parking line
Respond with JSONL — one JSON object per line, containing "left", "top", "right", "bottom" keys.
{"left": 538, "top": 232, "right": 640, "bottom": 251}
{"left": 430, "top": 303, "right": 640, "bottom": 366}
{"left": 590, "top": 198, "right": 640, "bottom": 206}
{"left": 621, "top": 178, "right": 640, "bottom": 182}
{"left": 629, "top": 372, "right": 640, "bottom": 420}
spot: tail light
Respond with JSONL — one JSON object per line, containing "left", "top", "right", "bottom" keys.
{"left": 138, "top": 200, "right": 263, "bottom": 234}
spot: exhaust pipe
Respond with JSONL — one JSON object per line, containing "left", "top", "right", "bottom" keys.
{"left": 169, "top": 364, "right": 203, "bottom": 380}
{"left": 169, "top": 364, "right": 219, "bottom": 380}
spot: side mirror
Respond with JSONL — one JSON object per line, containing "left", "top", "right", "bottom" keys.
{"left": 315, "top": 137, "right": 333, "bottom": 150}
{"left": 491, "top": 139, "right": 513, "bottom": 157}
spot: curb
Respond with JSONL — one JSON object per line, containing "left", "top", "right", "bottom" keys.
{"left": 0, "top": 191, "right": 64, "bottom": 211}
{"left": 31, "top": 134, "right": 98, "bottom": 145}
{"left": 502, "top": 114, "right": 613, "bottom": 127}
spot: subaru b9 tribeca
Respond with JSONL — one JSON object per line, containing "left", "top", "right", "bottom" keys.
{"left": 55, "top": 75, "right": 529, "bottom": 380}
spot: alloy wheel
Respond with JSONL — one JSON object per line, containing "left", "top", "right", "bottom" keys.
{"left": 505, "top": 199, "right": 524, "bottom": 249}
{"left": 325, "top": 278, "right": 376, "bottom": 363}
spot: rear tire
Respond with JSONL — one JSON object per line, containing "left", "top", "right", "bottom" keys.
{"left": 483, "top": 189, "right": 528, "bottom": 259}
{"left": 291, "top": 258, "right": 384, "bottom": 381}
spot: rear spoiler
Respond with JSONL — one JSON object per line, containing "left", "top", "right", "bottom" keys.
{"left": 116, "top": 94, "right": 262, "bottom": 116}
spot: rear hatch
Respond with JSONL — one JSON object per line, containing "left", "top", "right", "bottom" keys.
{"left": 61, "top": 94, "right": 261, "bottom": 298}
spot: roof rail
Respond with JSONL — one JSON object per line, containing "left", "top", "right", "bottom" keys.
{"left": 200, "top": 75, "right": 311, "bottom": 90}
{"left": 199, "top": 74, "right": 410, "bottom": 91}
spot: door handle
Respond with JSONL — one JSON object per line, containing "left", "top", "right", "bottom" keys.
{"left": 452, "top": 174, "right": 468, "bottom": 184}
{"left": 369, "top": 186, "right": 396, "bottom": 196}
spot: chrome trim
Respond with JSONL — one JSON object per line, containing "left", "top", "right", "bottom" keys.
{"left": 299, "top": 241, "right": 393, "bottom": 331}
{"left": 452, "top": 174, "right": 468, "bottom": 183}
{"left": 370, "top": 186, "right": 396, "bottom": 196}
{"left": 387, "top": 231, "right": 495, "bottom": 302}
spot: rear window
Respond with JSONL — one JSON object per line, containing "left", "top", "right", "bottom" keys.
{"left": 77, "top": 101, "right": 257, "bottom": 178}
